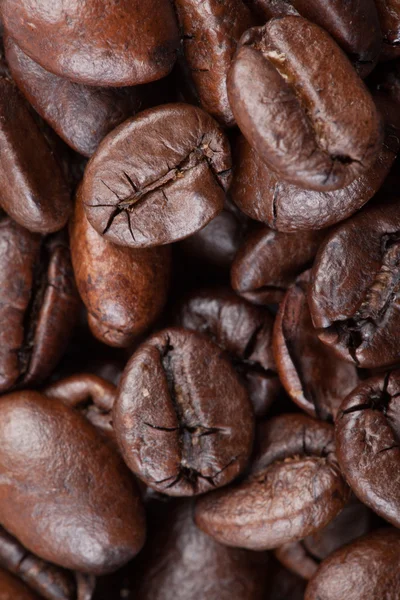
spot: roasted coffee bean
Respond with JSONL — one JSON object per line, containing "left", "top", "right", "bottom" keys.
{"left": 228, "top": 17, "right": 382, "bottom": 191}
{"left": 0, "top": 526, "right": 95, "bottom": 600}
{"left": 174, "top": 0, "right": 255, "bottom": 127}
{"left": 0, "top": 567, "right": 41, "bottom": 600}
{"left": 113, "top": 328, "right": 254, "bottom": 496}
{"left": 230, "top": 120, "right": 398, "bottom": 231}
{"left": 70, "top": 187, "right": 171, "bottom": 347}
{"left": 0, "top": 217, "right": 79, "bottom": 393}
{"left": 44, "top": 374, "right": 116, "bottom": 443}
{"left": 0, "top": 78, "right": 71, "bottom": 233}
{"left": 4, "top": 37, "right": 155, "bottom": 157}
{"left": 231, "top": 225, "right": 325, "bottom": 304}
{"left": 0, "top": 392, "right": 145, "bottom": 574}
{"left": 195, "top": 413, "right": 349, "bottom": 549}
{"left": 305, "top": 528, "right": 400, "bottom": 600}
{"left": 336, "top": 370, "right": 400, "bottom": 528}
{"left": 177, "top": 288, "right": 281, "bottom": 417}
{"left": 244, "top": 0, "right": 381, "bottom": 77}
{"left": 273, "top": 270, "right": 359, "bottom": 421}
{"left": 309, "top": 195, "right": 400, "bottom": 369}
{"left": 275, "top": 497, "right": 372, "bottom": 580}
{"left": 132, "top": 500, "right": 269, "bottom": 600}
{"left": 82, "top": 104, "right": 231, "bottom": 248}
{"left": 0, "top": 0, "right": 179, "bottom": 87}
{"left": 375, "top": 0, "right": 400, "bottom": 60}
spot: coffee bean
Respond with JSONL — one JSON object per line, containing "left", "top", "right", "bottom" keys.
{"left": 70, "top": 187, "right": 171, "bottom": 347}
{"left": 231, "top": 225, "right": 325, "bottom": 304}
{"left": 174, "top": 0, "right": 255, "bottom": 127}
{"left": 305, "top": 529, "right": 400, "bottom": 600}
{"left": 336, "top": 370, "right": 400, "bottom": 528}
{"left": 274, "top": 270, "right": 359, "bottom": 421}
{"left": 309, "top": 195, "right": 400, "bottom": 369}
{"left": 0, "top": 392, "right": 145, "bottom": 573}
{"left": 228, "top": 17, "right": 382, "bottom": 190}
{"left": 0, "top": 0, "right": 179, "bottom": 86}
{"left": 0, "top": 567, "right": 41, "bottom": 600}
{"left": 177, "top": 288, "right": 281, "bottom": 417}
{"left": 113, "top": 327, "right": 254, "bottom": 496}
{"left": 244, "top": 0, "right": 382, "bottom": 77}
{"left": 195, "top": 413, "right": 349, "bottom": 549}
{"left": 82, "top": 104, "right": 231, "bottom": 248}
{"left": 0, "top": 217, "right": 79, "bottom": 393}
{"left": 375, "top": 0, "right": 400, "bottom": 59}
{"left": 0, "top": 78, "right": 71, "bottom": 233}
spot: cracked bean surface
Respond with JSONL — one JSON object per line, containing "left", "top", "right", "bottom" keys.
{"left": 82, "top": 104, "right": 231, "bottom": 248}
{"left": 309, "top": 195, "right": 400, "bottom": 369}
{"left": 113, "top": 328, "right": 254, "bottom": 496}
{"left": 195, "top": 413, "right": 349, "bottom": 550}
{"left": 227, "top": 17, "right": 383, "bottom": 191}
{"left": 336, "top": 370, "right": 400, "bottom": 528}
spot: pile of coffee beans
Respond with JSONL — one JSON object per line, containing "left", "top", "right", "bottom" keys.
{"left": 0, "top": 1, "right": 400, "bottom": 598}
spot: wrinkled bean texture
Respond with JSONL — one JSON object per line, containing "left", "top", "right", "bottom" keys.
{"left": 228, "top": 17, "right": 382, "bottom": 191}
{"left": 114, "top": 328, "right": 254, "bottom": 496}
{"left": 82, "top": 104, "right": 231, "bottom": 248}
{"left": 0, "top": 0, "right": 179, "bottom": 86}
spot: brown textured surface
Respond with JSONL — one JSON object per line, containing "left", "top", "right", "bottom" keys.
{"left": 0, "top": 78, "right": 71, "bottom": 233}
{"left": 70, "top": 187, "right": 171, "bottom": 347}
{"left": 231, "top": 225, "right": 325, "bottom": 304}
{"left": 336, "top": 370, "right": 400, "bottom": 528}
{"left": 0, "top": 0, "right": 179, "bottom": 86}
{"left": 228, "top": 17, "right": 382, "bottom": 191}
{"left": 177, "top": 288, "right": 280, "bottom": 417}
{"left": 0, "top": 217, "right": 79, "bottom": 393}
{"left": 0, "top": 567, "right": 41, "bottom": 600}
{"left": 195, "top": 413, "right": 349, "bottom": 550}
{"left": 0, "top": 392, "right": 146, "bottom": 574}
{"left": 273, "top": 270, "right": 359, "bottom": 421}
{"left": 309, "top": 195, "right": 400, "bottom": 369}
{"left": 5, "top": 37, "right": 150, "bottom": 157}
{"left": 375, "top": 0, "right": 400, "bottom": 59}
{"left": 305, "top": 529, "right": 400, "bottom": 599}
{"left": 82, "top": 103, "right": 231, "bottom": 248}
{"left": 114, "top": 328, "right": 254, "bottom": 496}
{"left": 175, "top": 0, "right": 255, "bottom": 127}
{"left": 245, "top": 0, "right": 381, "bottom": 77}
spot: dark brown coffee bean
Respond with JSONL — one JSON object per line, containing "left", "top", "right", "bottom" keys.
{"left": 0, "top": 0, "right": 179, "bottom": 87}
{"left": 195, "top": 413, "right": 349, "bottom": 550}
{"left": 244, "top": 0, "right": 382, "bottom": 77}
{"left": 275, "top": 497, "right": 372, "bottom": 580}
{"left": 4, "top": 37, "right": 153, "bottom": 158}
{"left": 174, "top": 0, "right": 255, "bottom": 127}
{"left": 0, "top": 217, "right": 79, "bottom": 393}
{"left": 273, "top": 270, "right": 359, "bottom": 421}
{"left": 0, "top": 78, "right": 71, "bottom": 233}
{"left": 0, "top": 391, "right": 145, "bottom": 574}
{"left": 0, "top": 526, "right": 95, "bottom": 600}
{"left": 82, "top": 104, "right": 231, "bottom": 248}
{"left": 132, "top": 500, "right": 269, "bottom": 600}
{"left": 0, "top": 567, "right": 41, "bottom": 600}
{"left": 309, "top": 195, "right": 400, "bottom": 369}
{"left": 305, "top": 529, "right": 400, "bottom": 600}
{"left": 113, "top": 327, "right": 254, "bottom": 496}
{"left": 336, "top": 370, "right": 400, "bottom": 528}
{"left": 231, "top": 225, "right": 325, "bottom": 304}
{"left": 44, "top": 374, "right": 116, "bottom": 443}
{"left": 70, "top": 187, "right": 171, "bottom": 347}
{"left": 227, "top": 17, "right": 382, "bottom": 191}
{"left": 230, "top": 122, "right": 398, "bottom": 232}
{"left": 375, "top": 0, "right": 400, "bottom": 59}
{"left": 177, "top": 288, "right": 281, "bottom": 417}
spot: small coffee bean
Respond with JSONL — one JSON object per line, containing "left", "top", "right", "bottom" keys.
{"left": 82, "top": 104, "right": 231, "bottom": 248}
{"left": 228, "top": 17, "right": 382, "bottom": 190}
{"left": 113, "top": 327, "right": 254, "bottom": 496}
{"left": 0, "top": 567, "right": 41, "bottom": 600}
{"left": 375, "top": 0, "right": 400, "bottom": 60}
{"left": 195, "top": 413, "right": 349, "bottom": 550}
